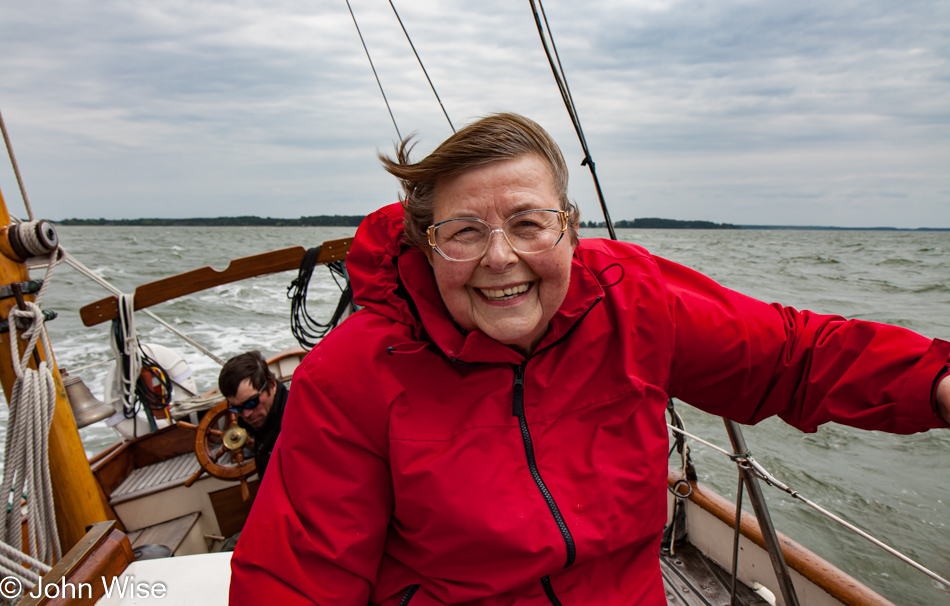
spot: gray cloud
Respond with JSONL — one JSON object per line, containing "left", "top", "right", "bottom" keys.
{"left": 0, "top": 0, "right": 947, "bottom": 227}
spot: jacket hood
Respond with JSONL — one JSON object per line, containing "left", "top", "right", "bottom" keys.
{"left": 347, "top": 203, "right": 606, "bottom": 365}
{"left": 347, "top": 203, "right": 416, "bottom": 328}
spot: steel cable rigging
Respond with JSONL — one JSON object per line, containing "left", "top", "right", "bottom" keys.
{"left": 347, "top": 0, "right": 455, "bottom": 139}
{"left": 529, "top": 0, "right": 617, "bottom": 240}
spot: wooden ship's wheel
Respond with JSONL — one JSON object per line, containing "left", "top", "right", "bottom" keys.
{"left": 178, "top": 401, "right": 257, "bottom": 500}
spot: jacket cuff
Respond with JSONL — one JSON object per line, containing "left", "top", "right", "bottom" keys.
{"left": 890, "top": 338, "right": 950, "bottom": 429}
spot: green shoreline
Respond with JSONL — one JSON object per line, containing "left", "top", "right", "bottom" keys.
{"left": 53, "top": 216, "right": 948, "bottom": 231}
{"left": 55, "top": 215, "right": 365, "bottom": 227}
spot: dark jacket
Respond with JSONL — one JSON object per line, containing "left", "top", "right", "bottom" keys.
{"left": 231, "top": 203, "right": 949, "bottom": 605}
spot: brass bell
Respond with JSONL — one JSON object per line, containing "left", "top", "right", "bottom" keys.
{"left": 63, "top": 375, "right": 116, "bottom": 429}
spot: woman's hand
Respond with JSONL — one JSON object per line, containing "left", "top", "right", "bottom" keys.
{"left": 937, "top": 375, "right": 950, "bottom": 424}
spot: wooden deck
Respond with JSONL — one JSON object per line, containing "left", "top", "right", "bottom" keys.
{"left": 109, "top": 452, "right": 201, "bottom": 505}
{"left": 662, "top": 543, "right": 771, "bottom": 606}
{"left": 127, "top": 512, "right": 201, "bottom": 553}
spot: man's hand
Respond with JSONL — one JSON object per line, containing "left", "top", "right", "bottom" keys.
{"left": 937, "top": 375, "right": 950, "bottom": 424}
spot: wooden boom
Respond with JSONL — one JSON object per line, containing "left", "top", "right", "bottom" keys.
{"left": 80, "top": 237, "right": 352, "bottom": 327}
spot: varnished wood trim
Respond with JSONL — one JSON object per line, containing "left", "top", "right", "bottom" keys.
{"left": 79, "top": 246, "right": 306, "bottom": 326}
{"left": 79, "top": 237, "right": 353, "bottom": 326}
{"left": 18, "top": 521, "right": 134, "bottom": 606}
{"left": 91, "top": 443, "right": 134, "bottom": 497}
{"left": 129, "top": 424, "right": 196, "bottom": 468}
{"left": 87, "top": 441, "right": 123, "bottom": 466}
{"left": 668, "top": 470, "right": 895, "bottom": 606}
{"left": 315, "top": 237, "right": 353, "bottom": 263}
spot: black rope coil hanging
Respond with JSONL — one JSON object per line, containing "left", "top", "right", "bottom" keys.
{"left": 287, "top": 247, "right": 353, "bottom": 350}
{"left": 137, "top": 351, "right": 173, "bottom": 415}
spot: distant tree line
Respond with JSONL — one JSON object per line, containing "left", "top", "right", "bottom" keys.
{"left": 57, "top": 215, "right": 748, "bottom": 229}
{"left": 584, "top": 218, "right": 739, "bottom": 230}
{"left": 56, "top": 215, "right": 366, "bottom": 227}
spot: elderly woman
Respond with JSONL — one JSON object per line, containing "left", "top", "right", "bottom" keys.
{"left": 230, "top": 113, "right": 949, "bottom": 605}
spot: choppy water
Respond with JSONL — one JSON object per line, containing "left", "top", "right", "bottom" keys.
{"left": 5, "top": 226, "right": 949, "bottom": 604}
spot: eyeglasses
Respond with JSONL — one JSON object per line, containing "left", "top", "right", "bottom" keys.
{"left": 427, "top": 209, "right": 568, "bottom": 262}
{"left": 227, "top": 386, "right": 265, "bottom": 414}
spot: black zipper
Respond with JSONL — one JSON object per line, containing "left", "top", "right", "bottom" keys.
{"left": 540, "top": 575, "right": 563, "bottom": 605}
{"left": 511, "top": 295, "right": 602, "bottom": 570}
{"left": 512, "top": 363, "right": 526, "bottom": 416}
{"left": 397, "top": 584, "right": 420, "bottom": 605}
{"left": 512, "top": 363, "right": 576, "bottom": 569}
{"left": 518, "top": 296, "right": 604, "bottom": 603}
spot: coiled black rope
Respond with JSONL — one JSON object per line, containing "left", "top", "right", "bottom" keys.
{"left": 287, "top": 247, "right": 353, "bottom": 350}
{"left": 137, "top": 351, "right": 173, "bottom": 416}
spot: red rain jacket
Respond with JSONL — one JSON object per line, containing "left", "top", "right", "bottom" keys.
{"left": 230, "top": 203, "right": 949, "bottom": 605}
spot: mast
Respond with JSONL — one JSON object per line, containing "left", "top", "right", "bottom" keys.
{"left": 0, "top": 185, "right": 110, "bottom": 554}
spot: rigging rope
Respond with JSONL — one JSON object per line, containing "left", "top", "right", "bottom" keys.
{"left": 347, "top": 0, "right": 402, "bottom": 141}
{"left": 110, "top": 295, "right": 144, "bottom": 428}
{"left": 666, "top": 423, "right": 950, "bottom": 589}
{"left": 663, "top": 401, "right": 693, "bottom": 557}
{"left": 109, "top": 296, "right": 177, "bottom": 434}
{"left": 0, "top": 536, "right": 51, "bottom": 592}
{"left": 67, "top": 249, "right": 225, "bottom": 366}
{"left": 66, "top": 357, "right": 115, "bottom": 374}
{"left": 10, "top": 214, "right": 225, "bottom": 366}
{"left": 528, "top": 0, "right": 617, "bottom": 240}
{"left": 387, "top": 0, "right": 454, "bottom": 133}
{"left": 0, "top": 249, "right": 63, "bottom": 565}
{"left": 0, "top": 108, "right": 35, "bottom": 222}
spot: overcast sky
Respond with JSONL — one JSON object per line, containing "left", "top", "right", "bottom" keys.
{"left": 1, "top": 0, "right": 947, "bottom": 227}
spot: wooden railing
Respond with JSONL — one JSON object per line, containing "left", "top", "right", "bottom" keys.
{"left": 18, "top": 521, "right": 134, "bottom": 606}
{"left": 79, "top": 237, "right": 352, "bottom": 326}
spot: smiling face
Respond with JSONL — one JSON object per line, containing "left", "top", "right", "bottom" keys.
{"left": 425, "top": 155, "right": 575, "bottom": 354}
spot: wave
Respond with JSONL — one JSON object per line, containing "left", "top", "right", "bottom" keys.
{"left": 913, "top": 283, "right": 950, "bottom": 294}
{"left": 789, "top": 254, "right": 840, "bottom": 265}
{"left": 875, "top": 257, "right": 918, "bottom": 267}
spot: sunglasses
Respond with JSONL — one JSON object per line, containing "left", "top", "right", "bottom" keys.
{"left": 227, "top": 385, "right": 265, "bottom": 414}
